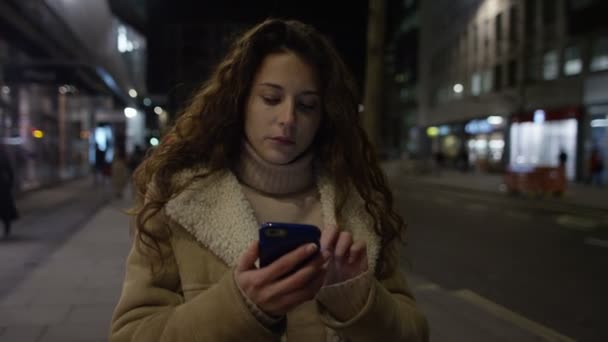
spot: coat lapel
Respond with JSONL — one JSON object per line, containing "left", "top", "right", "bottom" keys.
{"left": 165, "top": 168, "right": 380, "bottom": 272}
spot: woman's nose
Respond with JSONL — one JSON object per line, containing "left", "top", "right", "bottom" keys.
{"left": 277, "top": 101, "right": 296, "bottom": 127}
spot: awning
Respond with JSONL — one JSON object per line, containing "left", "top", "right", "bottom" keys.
{"left": 3, "top": 62, "right": 128, "bottom": 106}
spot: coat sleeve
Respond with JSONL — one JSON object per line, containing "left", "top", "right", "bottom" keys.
{"left": 109, "top": 214, "right": 281, "bottom": 342}
{"left": 316, "top": 267, "right": 429, "bottom": 341}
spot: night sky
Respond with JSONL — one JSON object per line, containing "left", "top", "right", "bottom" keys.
{"left": 144, "top": 0, "right": 370, "bottom": 105}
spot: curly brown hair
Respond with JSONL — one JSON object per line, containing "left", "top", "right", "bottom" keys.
{"left": 132, "top": 18, "right": 406, "bottom": 279}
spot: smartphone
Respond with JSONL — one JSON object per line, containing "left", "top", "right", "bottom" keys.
{"left": 259, "top": 222, "right": 321, "bottom": 268}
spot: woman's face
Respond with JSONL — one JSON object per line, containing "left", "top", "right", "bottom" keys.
{"left": 244, "top": 51, "right": 322, "bottom": 165}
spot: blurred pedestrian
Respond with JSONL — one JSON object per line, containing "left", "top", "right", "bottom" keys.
{"left": 111, "top": 149, "right": 130, "bottom": 199}
{"left": 94, "top": 143, "right": 107, "bottom": 185}
{"left": 558, "top": 148, "right": 568, "bottom": 167}
{"left": 110, "top": 19, "right": 428, "bottom": 341}
{"left": 590, "top": 147, "right": 604, "bottom": 186}
{"left": 558, "top": 148, "right": 568, "bottom": 181}
{"left": 0, "top": 145, "right": 18, "bottom": 238}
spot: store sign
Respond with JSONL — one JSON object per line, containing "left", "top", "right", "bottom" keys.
{"left": 426, "top": 126, "right": 439, "bottom": 137}
{"left": 439, "top": 125, "right": 450, "bottom": 136}
{"left": 465, "top": 119, "right": 493, "bottom": 134}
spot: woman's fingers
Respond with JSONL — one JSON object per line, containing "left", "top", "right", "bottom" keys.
{"left": 236, "top": 240, "right": 259, "bottom": 272}
{"left": 266, "top": 255, "right": 327, "bottom": 298}
{"left": 260, "top": 243, "right": 319, "bottom": 282}
{"left": 348, "top": 240, "right": 367, "bottom": 264}
{"left": 320, "top": 224, "right": 339, "bottom": 259}
{"left": 334, "top": 231, "right": 353, "bottom": 261}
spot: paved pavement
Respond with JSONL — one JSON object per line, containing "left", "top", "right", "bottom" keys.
{"left": 0, "top": 176, "right": 579, "bottom": 341}
{"left": 384, "top": 159, "right": 608, "bottom": 212}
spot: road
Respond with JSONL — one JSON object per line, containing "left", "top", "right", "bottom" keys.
{"left": 394, "top": 178, "right": 608, "bottom": 342}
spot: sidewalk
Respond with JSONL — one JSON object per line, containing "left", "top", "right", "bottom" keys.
{"left": 0, "top": 187, "right": 576, "bottom": 341}
{"left": 0, "top": 196, "right": 130, "bottom": 342}
{"left": 383, "top": 160, "right": 608, "bottom": 212}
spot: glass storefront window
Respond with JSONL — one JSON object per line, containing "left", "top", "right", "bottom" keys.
{"left": 510, "top": 119, "right": 578, "bottom": 180}
{"left": 588, "top": 110, "right": 608, "bottom": 184}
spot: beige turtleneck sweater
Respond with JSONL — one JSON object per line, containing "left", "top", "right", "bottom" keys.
{"left": 236, "top": 142, "right": 323, "bottom": 229}
{"left": 234, "top": 142, "right": 372, "bottom": 329}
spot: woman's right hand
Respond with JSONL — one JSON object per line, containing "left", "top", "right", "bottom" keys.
{"left": 235, "top": 240, "right": 328, "bottom": 317}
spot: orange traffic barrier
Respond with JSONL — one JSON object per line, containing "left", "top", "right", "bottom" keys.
{"left": 504, "top": 165, "right": 566, "bottom": 197}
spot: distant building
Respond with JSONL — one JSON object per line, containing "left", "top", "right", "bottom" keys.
{"left": 0, "top": 0, "right": 147, "bottom": 192}
{"left": 418, "top": 0, "right": 608, "bottom": 181}
{"left": 383, "top": 0, "right": 420, "bottom": 159}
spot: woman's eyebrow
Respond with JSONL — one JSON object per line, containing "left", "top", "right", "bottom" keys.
{"left": 258, "top": 82, "right": 283, "bottom": 90}
{"left": 259, "top": 82, "right": 319, "bottom": 96}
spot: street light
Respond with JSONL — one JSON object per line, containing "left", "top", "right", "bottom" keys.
{"left": 154, "top": 106, "right": 163, "bottom": 115}
{"left": 129, "top": 89, "right": 138, "bottom": 98}
{"left": 124, "top": 107, "right": 137, "bottom": 118}
{"left": 453, "top": 83, "right": 464, "bottom": 94}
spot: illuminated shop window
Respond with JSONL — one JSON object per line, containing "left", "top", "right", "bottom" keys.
{"left": 543, "top": 50, "right": 559, "bottom": 80}
{"left": 471, "top": 72, "right": 482, "bottom": 95}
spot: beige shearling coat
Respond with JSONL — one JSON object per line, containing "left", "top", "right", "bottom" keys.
{"left": 109, "top": 168, "right": 429, "bottom": 341}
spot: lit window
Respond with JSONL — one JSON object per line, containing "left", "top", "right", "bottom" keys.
{"left": 482, "top": 69, "right": 494, "bottom": 94}
{"left": 590, "top": 37, "right": 608, "bottom": 72}
{"left": 543, "top": 50, "right": 559, "bottom": 80}
{"left": 471, "top": 72, "right": 482, "bottom": 95}
{"left": 563, "top": 46, "right": 582, "bottom": 75}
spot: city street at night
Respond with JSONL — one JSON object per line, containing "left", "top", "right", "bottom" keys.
{"left": 386, "top": 165, "right": 608, "bottom": 342}
{"left": 1, "top": 0, "right": 608, "bottom": 341}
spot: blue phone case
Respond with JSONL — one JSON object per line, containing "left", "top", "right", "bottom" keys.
{"left": 259, "top": 222, "right": 321, "bottom": 268}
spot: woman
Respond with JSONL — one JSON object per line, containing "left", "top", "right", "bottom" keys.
{"left": 110, "top": 19, "right": 428, "bottom": 341}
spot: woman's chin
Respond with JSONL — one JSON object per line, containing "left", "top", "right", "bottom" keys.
{"left": 262, "top": 151, "right": 297, "bottom": 165}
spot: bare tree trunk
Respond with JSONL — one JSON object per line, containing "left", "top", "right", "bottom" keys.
{"left": 362, "top": 0, "right": 386, "bottom": 149}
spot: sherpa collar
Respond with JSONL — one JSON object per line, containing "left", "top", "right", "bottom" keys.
{"left": 164, "top": 168, "right": 380, "bottom": 272}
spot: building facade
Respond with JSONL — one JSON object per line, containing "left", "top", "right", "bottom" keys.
{"left": 0, "top": 0, "right": 148, "bottom": 193}
{"left": 382, "top": 0, "right": 420, "bottom": 159}
{"left": 419, "top": 0, "right": 608, "bottom": 181}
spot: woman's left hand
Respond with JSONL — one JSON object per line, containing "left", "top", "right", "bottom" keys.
{"left": 320, "top": 225, "right": 368, "bottom": 286}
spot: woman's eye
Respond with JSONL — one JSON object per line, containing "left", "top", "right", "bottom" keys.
{"left": 262, "top": 96, "right": 280, "bottom": 105}
{"left": 298, "top": 102, "right": 317, "bottom": 112}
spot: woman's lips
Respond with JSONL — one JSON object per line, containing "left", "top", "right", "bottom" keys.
{"left": 270, "top": 137, "right": 295, "bottom": 145}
